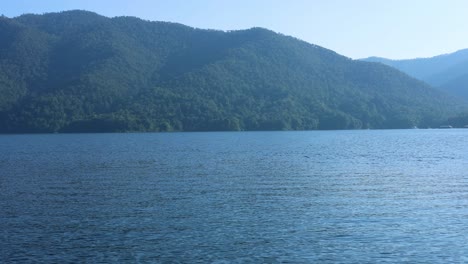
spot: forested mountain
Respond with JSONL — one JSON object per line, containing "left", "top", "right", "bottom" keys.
{"left": 363, "top": 49, "right": 468, "bottom": 100}
{"left": 0, "top": 10, "right": 465, "bottom": 133}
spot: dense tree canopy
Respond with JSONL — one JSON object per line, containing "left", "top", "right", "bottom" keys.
{"left": 0, "top": 10, "right": 466, "bottom": 133}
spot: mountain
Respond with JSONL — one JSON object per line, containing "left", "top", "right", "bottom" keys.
{"left": 363, "top": 49, "right": 468, "bottom": 100}
{"left": 0, "top": 10, "right": 465, "bottom": 133}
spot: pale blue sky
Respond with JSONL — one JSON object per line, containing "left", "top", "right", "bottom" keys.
{"left": 2, "top": 0, "right": 467, "bottom": 59}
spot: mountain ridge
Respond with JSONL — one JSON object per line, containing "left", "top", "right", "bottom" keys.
{"left": 0, "top": 10, "right": 465, "bottom": 132}
{"left": 362, "top": 49, "right": 468, "bottom": 100}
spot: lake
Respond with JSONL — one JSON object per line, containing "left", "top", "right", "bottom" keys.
{"left": 2, "top": 130, "right": 468, "bottom": 263}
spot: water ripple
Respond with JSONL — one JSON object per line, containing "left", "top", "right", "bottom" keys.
{"left": 2, "top": 130, "right": 468, "bottom": 262}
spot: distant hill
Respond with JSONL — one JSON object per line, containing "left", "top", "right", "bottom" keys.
{"left": 0, "top": 10, "right": 465, "bottom": 132}
{"left": 363, "top": 49, "right": 468, "bottom": 100}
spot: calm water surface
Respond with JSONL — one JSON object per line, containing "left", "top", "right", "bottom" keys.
{"left": 2, "top": 130, "right": 468, "bottom": 263}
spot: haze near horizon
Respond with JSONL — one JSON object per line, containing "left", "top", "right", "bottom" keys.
{"left": 2, "top": 0, "right": 467, "bottom": 60}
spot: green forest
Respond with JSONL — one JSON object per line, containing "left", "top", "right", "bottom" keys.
{"left": 0, "top": 10, "right": 466, "bottom": 133}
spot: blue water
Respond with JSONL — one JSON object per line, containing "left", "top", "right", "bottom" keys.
{"left": 2, "top": 130, "right": 468, "bottom": 263}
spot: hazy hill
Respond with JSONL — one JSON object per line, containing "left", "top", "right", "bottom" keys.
{"left": 363, "top": 49, "right": 468, "bottom": 100}
{"left": 0, "top": 10, "right": 465, "bottom": 132}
